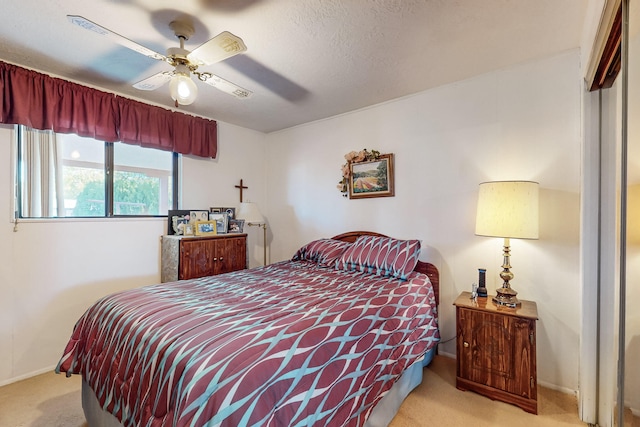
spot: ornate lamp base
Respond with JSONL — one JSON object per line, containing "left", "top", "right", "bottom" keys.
{"left": 492, "top": 237, "right": 521, "bottom": 308}
{"left": 492, "top": 286, "right": 520, "bottom": 308}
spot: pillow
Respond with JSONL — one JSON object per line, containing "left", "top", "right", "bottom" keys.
{"left": 292, "top": 238, "right": 352, "bottom": 268}
{"left": 337, "top": 235, "right": 421, "bottom": 280}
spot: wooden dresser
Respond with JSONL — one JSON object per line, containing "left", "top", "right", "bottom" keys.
{"left": 454, "top": 291, "right": 538, "bottom": 414}
{"left": 161, "top": 234, "right": 247, "bottom": 282}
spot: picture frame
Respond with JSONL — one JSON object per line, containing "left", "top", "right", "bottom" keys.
{"left": 168, "top": 210, "right": 191, "bottom": 235}
{"left": 223, "top": 207, "right": 236, "bottom": 219}
{"left": 194, "top": 220, "right": 217, "bottom": 236}
{"left": 190, "top": 210, "right": 209, "bottom": 223}
{"left": 228, "top": 218, "right": 245, "bottom": 233}
{"left": 208, "top": 212, "right": 228, "bottom": 234}
{"left": 348, "top": 153, "right": 395, "bottom": 199}
{"left": 210, "top": 206, "right": 236, "bottom": 219}
{"left": 184, "top": 223, "right": 194, "bottom": 236}
{"left": 172, "top": 217, "right": 189, "bottom": 235}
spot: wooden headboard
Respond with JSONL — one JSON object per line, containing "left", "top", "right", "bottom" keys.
{"left": 331, "top": 231, "right": 440, "bottom": 307}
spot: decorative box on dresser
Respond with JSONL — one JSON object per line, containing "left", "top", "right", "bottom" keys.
{"left": 161, "top": 234, "right": 247, "bottom": 282}
{"left": 454, "top": 291, "right": 539, "bottom": 414}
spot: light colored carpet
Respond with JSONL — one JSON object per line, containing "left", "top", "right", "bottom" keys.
{"left": 0, "top": 355, "right": 631, "bottom": 426}
{"left": 0, "top": 370, "right": 86, "bottom": 427}
{"left": 390, "top": 355, "right": 587, "bottom": 427}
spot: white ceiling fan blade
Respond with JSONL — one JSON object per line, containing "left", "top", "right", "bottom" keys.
{"left": 188, "top": 31, "right": 247, "bottom": 66}
{"left": 197, "top": 72, "right": 252, "bottom": 99}
{"left": 67, "top": 15, "right": 166, "bottom": 61}
{"left": 133, "top": 72, "right": 172, "bottom": 90}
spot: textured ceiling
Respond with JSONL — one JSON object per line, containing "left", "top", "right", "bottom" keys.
{"left": 0, "top": 0, "right": 589, "bottom": 133}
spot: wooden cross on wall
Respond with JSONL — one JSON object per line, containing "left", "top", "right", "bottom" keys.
{"left": 235, "top": 179, "right": 248, "bottom": 202}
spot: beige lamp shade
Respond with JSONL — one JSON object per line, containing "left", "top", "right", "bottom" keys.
{"left": 475, "top": 181, "right": 539, "bottom": 240}
{"left": 237, "top": 202, "right": 265, "bottom": 224}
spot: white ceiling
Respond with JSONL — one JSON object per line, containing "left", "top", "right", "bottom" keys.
{"left": 0, "top": 0, "right": 590, "bottom": 134}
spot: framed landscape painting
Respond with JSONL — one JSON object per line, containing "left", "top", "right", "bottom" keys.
{"left": 348, "top": 153, "right": 395, "bottom": 199}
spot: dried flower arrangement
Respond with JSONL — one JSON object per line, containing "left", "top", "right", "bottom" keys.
{"left": 337, "top": 149, "right": 381, "bottom": 197}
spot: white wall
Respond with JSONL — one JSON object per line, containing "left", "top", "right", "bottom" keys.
{"left": 265, "top": 49, "right": 583, "bottom": 392}
{"left": 0, "top": 122, "right": 266, "bottom": 386}
{"left": 181, "top": 123, "right": 268, "bottom": 267}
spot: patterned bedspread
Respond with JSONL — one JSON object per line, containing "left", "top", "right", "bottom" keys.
{"left": 56, "top": 260, "right": 440, "bottom": 427}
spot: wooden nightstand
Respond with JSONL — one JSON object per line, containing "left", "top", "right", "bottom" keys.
{"left": 454, "top": 291, "right": 538, "bottom": 414}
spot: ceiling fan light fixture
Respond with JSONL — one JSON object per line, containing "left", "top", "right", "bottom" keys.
{"left": 169, "top": 72, "right": 198, "bottom": 106}
{"left": 67, "top": 15, "right": 251, "bottom": 105}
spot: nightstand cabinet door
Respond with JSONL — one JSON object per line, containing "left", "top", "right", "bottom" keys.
{"left": 454, "top": 292, "right": 538, "bottom": 414}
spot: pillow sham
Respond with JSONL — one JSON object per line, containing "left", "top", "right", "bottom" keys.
{"left": 292, "top": 238, "right": 352, "bottom": 268}
{"left": 337, "top": 235, "right": 421, "bottom": 280}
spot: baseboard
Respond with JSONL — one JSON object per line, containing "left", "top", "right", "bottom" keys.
{"left": 537, "top": 379, "right": 577, "bottom": 396}
{"left": 437, "top": 350, "right": 456, "bottom": 359}
{"left": 0, "top": 364, "right": 57, "bottom": 388}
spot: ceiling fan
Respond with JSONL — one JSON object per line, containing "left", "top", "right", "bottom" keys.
{"left": 67, "top": 15, "right": 252, "bottom": 106}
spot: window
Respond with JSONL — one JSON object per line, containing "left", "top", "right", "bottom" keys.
{"left": 16, "top": 126, "right": 178, "bottom": 218}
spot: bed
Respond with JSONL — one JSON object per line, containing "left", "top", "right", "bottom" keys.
{"left": 56, "top": 231, "right": 440, "bottom": 426}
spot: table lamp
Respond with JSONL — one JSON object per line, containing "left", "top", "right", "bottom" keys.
{"left": 475, "top": 181, "right": 539, "bottom": 307}
{"left": 237, "top": 202, "right": 267, "bottom": 266}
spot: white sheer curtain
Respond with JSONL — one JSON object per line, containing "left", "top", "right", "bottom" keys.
{"left": 20, "top": 125, "right": 64, "bottom": 217}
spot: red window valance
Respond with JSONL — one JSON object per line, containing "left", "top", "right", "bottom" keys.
{"left": 0, "top": 61, "right": 217, "bottom": 158}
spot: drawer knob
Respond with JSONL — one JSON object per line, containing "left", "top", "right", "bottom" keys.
{"left": 463, "top": 341, "right": 470, "bottom": 348}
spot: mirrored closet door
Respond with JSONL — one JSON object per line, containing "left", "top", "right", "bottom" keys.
{"left": 623, "top": 0, "right": 640, "bottom": 424}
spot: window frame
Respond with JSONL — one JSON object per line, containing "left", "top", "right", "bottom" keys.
{"left": 15, "top": 126, "right": 180, "bottom": 219}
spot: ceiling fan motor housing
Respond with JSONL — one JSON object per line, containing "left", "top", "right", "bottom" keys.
{"left": 166, "top": 47, "right": 195, "bottom": 69}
